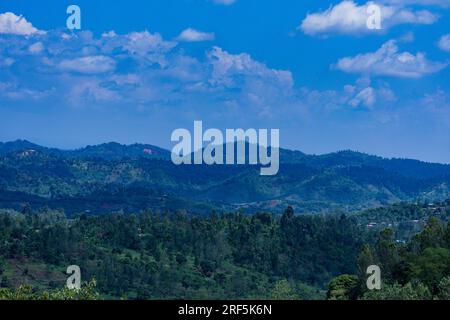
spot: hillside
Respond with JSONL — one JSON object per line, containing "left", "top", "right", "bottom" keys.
{"left": 0, "top": 140, "right": 449, "bottom": 215}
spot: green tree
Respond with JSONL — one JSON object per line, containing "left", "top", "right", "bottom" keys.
{"left": 414, "top": 217, "right": 445, "bottom": 252}
{"left": 361, "top": 282, "right": 432, "bottom": 300}
{"left": 375, "top": 228, "right": 398, "bottom": 280}
{"left": 327, "top": 275, "right": 359, "bottom": 300}
{"left": 269, "top": 280, "right": 299, "bottom": 300}
{"left": 437, "top": 277, "right": 450, "bottom": 300}
{"left": 0, "top": 279, "right": 99, "bottom": 300}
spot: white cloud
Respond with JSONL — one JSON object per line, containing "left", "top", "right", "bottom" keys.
{"left": 207, "top": 46, "right": 293, "bottom": 90}
{"left": 102, "top": 31, "right": 117, "bottom": 38}
{"left": 334, "top": 40, "right": 447, "bottom": 78}
{"left": 28, "top": 42, "right": 44, "bottom": 54}
{"left": 204, "top": 47, "right": 295, "bottom": 117}
{"left": 102, "top": 31, "right": 177, "bottom": 67}
{"left": 123, "top": 31, "right": 176, "bottom": 56}
{"left": 177, "top": 28, "right": 215, "bottom": 42}
{"left": 0, "top": 25, "right": 297, "bottom": 114}
{"left": 59, "top": 56, "right": 116, "bottom": 74}
{"left": 300, "top": 1, "right": 437, "bottom": 36}
{"left": 347, "top": 81, "right": 395, "bottom": 109}
{"left": 438, "top": 34, "right": 450, "bottom": 52}
{"left": 0, "top": 12, "right": 43, "bottom": 35}
{"left": 349, "top": 87, "right": 376, "bottom": 108}
{"left": 330, "top": 78, "right": 395, "bottom": 109}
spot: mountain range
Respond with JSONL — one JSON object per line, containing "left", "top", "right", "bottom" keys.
{"left": 0, "top": 140, "right": 449, "bottom": 215}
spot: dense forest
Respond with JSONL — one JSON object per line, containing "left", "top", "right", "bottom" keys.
{"left": 0, "top": 200, "right": 449, "bottom": 300}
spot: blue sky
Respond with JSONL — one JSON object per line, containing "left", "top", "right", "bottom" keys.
{"left": 0, "top": 0, "right": 449, "bottom": 162}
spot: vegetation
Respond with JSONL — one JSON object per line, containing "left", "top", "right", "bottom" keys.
{"left": 328, "top": 214, "right": 450, "bottom": 300}
{"left": 0, "top": 205, "right": 370, "bottom": 300}
{"left": 0, "top": 279, "right": 99, "bottom": 300}
{"left": 0, "top": 141, "right": 449, "bottom": 300}
{"left": 1, "top": 140, "right": 449, "bottom": 215}
{"left": 0, "top": 199, "right": 448, "bottom": 300}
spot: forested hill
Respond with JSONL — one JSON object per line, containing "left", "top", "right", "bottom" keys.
{"left": 0, "top": 140, "right": 171, "bottom": 161}
{"left": 0, "top": 140, "right": 449, "bottom": 215}
{"left": 0, "top": 202, "right": 449, "bottom": 300}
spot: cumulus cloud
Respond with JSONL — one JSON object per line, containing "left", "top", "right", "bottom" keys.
{"left": 108, "top": 31, "right": 178, "bottom": 67}
{"left": 0, "top": 12, "right": 43, "bottom": 35}
{"left": 122, "top": 31, "right": 176, "bottom": 56}
{"left": 176, "top": 28, "right": 215, "bottom": 42}
{"left": 334, "top": 40, "right": 448, "bottom": 78}
{"left": 300, "top": 1, "right": 437, "bottom": 36}
{"left": 438, "top": 34, "right": 450, "bottom": 52}
{"left": 204, "top": 47, "right": 295, "bottom": 117}
{"left": 207, "top": 46, "right": 293, "bottom": 90}
{"left": 58, "top": 56, "right": 116, "bottom": 74}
